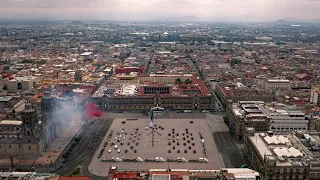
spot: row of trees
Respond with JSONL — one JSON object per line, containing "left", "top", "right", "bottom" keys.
{"left": 175, "top": 78, "right": 193, "bottom": 84}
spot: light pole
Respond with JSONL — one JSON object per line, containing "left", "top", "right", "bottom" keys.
{"left": 148, "top": 106, "right": 164, "bottom": 147}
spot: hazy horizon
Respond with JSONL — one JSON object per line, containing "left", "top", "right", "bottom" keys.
{"left": 0, "top": 0, "right": 319, "bottom": 22}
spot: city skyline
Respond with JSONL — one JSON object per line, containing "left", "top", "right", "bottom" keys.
{"left": 0, "top": 0, "right": 320, "bottom": 178}
{"left": 0, "top": 0, "right": 319, "bottom": 22}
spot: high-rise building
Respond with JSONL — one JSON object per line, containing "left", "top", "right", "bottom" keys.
{"left": 310, "top": 84, "right": 320, "bottom": 106}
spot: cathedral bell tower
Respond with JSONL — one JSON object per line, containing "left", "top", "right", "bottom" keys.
{"left": 20, "top": 104, "right": 44, "bottom": 155}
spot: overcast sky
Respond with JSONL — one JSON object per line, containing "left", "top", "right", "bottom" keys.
{"left": 0, "top": 0, "right": 319, "bottom": 21}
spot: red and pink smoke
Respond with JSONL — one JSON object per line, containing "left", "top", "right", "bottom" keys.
{"left": 84, "top": 102, "right": 102, "bottom": 119}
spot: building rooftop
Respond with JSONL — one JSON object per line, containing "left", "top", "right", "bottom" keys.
{"left": 222, "top": 168, "right": 260, "bottom": 179}
{"left": 231, "top": 101, "right": 269, "bottom": 119}
{"left": 267, "top": 79, "right": 290, "bottom": 83}
{"left": 80, "top": 52, "right": 93, "bottom": 56}
{"left": 152, "top": 174, "right": 171, "bottom": 180}
{"left": 119, "top": 85, "right": 138, "bottom": 96}
{"left": 0, "top": 120, "right": 22, "bottom": 126}
{"left": 249, "top": 132, "right": 310, "bottom": 167}
{"left": 92, "top": 75, "right": 211, "bottom": 98}
{"left": 259, "top": 103, "right": 306, "bottom": 117}
{"left": 0, "top": 97, "right": 12, "bottom": 102}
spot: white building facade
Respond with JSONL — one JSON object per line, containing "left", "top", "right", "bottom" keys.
{"left": 265, "top": 79, "right": 291, "bottom": 90}
{"left": 259, "top": 103, "right": 309, "bottom": 132}
{"left": 310, "top": 84, "right": 320, "bottom": 106}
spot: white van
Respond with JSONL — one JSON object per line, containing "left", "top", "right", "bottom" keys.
{"left": 199, "top": 158, "right": 209, "bottom": 162}
{"left": 155, "top": 157, "right": 165, "bottom": 162}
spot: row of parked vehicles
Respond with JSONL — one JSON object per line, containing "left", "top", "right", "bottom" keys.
{"left": 100, "top": 156, "right": 209, "bottom": 163}
{"left": 199, "top": 130, "right": 208, "bottom": 158}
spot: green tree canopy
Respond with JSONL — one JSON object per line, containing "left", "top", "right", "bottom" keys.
{"left": 184, "top": 79, "right": 193, "bottom": 84}
{"left": 175, "top": 78, "right": 183, "bottom": 84}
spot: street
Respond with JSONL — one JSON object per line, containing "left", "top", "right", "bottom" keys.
{"left": 206, "top": 114, "right": 245, "bottom": 168}
{"left": 55, "top": 118, "right": 113, "bottom": 176}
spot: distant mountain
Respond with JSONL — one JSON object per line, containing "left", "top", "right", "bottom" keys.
{"left": 283, "top": 17, "right": 302, "bottom": 22}
{"left": 69, "top": 20, "right": 83, "bottom": 25}
{"left": 274, "top": 18, "right": 320, "bottom": 24}
{"left": 274, "top": 19, "right": 289, "bottom": 24}
{"left": 152, "top": 16, "right": 198, "bottom": 22}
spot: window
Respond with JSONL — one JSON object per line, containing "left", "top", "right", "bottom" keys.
{"left": 9, "top": 145, "right": 11, "bottom": 148}
{"left": 28, "top": 146, "right": 31, "bottom": 150}
{"left": 17, "top": 82, "right": 22, "bottom": 89}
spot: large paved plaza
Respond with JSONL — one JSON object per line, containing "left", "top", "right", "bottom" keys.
{"left": 89, "top": 118, "right": 223, "bottom": 176}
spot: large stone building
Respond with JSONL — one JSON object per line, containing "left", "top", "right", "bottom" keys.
{"left": 259, "top": 102, "right": 310, "bottom": 132}
{"left": 111, "top": 73, "right": 194, "bottom": 85}
{"left": 215, "top": 83, "right": 274, "bottom": 107}
{"left": 0, "top": 104, "right": 45, "bottom": 157}
{"left": 265, "top": 79, "right": 291, "bottom": 91}
{"left": 108, "top": 167, "right": 261, "bottom": 180}
{"left": 6, "top": 77, "right": 38, "bottom": 92}
{"left": 226, "top": 101, "right": 310, "bottom": 139}
{"left": 91, "top": 75, "right": 215, "bottom": 111}
{"left": 226, "top": 101, "right": 270, "bottom": 140}
{"left": 244, "top": 128, "right": 320, "bottom": 180}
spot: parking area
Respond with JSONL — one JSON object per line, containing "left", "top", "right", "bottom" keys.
{"left": 89, "top": 118, "right": 223, "bottom": 176}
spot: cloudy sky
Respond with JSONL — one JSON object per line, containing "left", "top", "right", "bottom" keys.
{"left": 0, "top": 0, "right": 319, "bottom": 21}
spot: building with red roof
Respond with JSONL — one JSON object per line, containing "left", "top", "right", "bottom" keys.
{"left": 91, "top": 74, "right": 215, "bottom": 111}
{"left": 115, "top": 66, "right": 146, "bottom": 75}
{"left": 215, "top": 82, "right": 274, "bottom": 107}
{"left": 106, "top": 167, "right": 260, "bottom": 180}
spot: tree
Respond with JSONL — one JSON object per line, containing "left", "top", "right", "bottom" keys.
{"left": 3, "top": 66, "right": 9, "bottom": 71}
{"left": 184, "top": 79, "right": 192, "bottom": 84}
{"left": 230, "top": 58, "right": 241, "bottom": 66}
{"left": 175, "top": 78, "right": 183, "bottom": 84}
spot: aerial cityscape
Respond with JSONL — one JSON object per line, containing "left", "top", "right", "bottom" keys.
{"left": 0, "top": 1, "right": 320, "bottom": 180}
